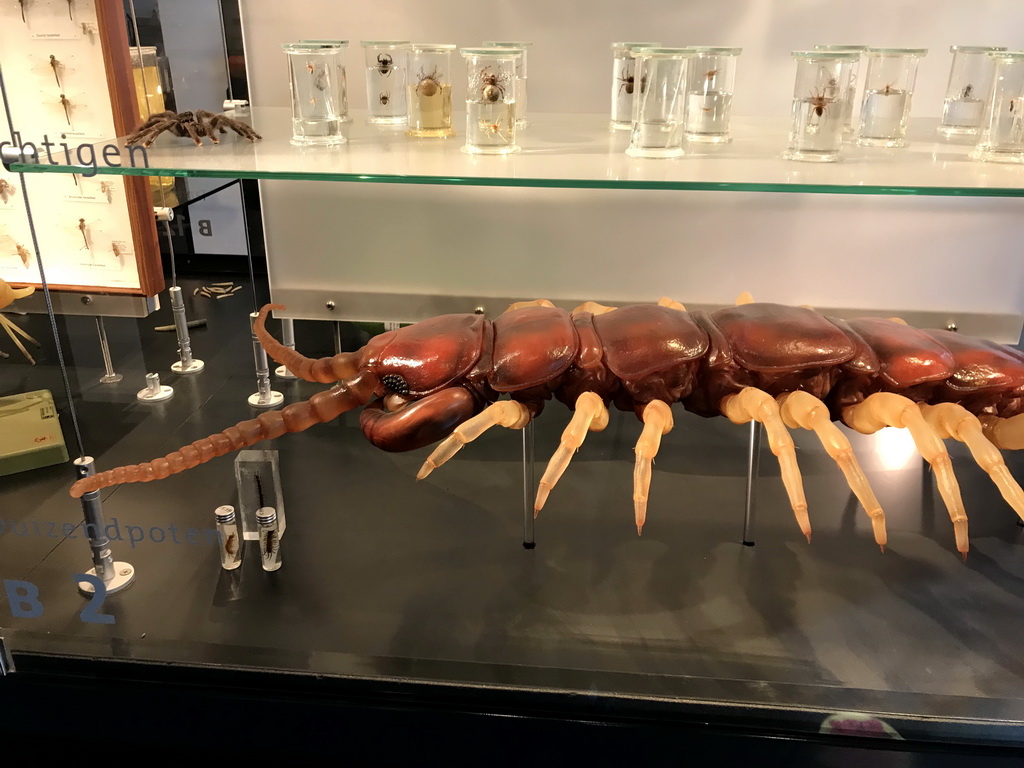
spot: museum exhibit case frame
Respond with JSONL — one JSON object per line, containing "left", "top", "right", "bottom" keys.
{"left": 2, "top": 0, "right": 1024, "bottom": 760}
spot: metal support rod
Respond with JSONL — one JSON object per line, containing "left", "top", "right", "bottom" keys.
{"left": 248, "top": 312, "right": 283, "bottom": 408}
{"left": 169, "top": 285, "right": 204, "bottom": 374}
{"left": 274, "top": 317, "right": 297, "bottom": 379}
{"left": 742, "top": 421, "right": 763, "bottom": 547}
{"left": 333, "top": 321, "right": 342, "bottom": 356}
{"left": 74, "top": 457, "right": 116, "bottom": 582}
{"left": 95, "top": 317, "right": 122, "bottom": 384}
{"left": 522, "top": 421, "right": 536, "bottom": 549}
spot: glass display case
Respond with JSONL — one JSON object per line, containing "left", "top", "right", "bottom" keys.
{"left": 2, "top": 0, "right": 1024, "bottom": 761}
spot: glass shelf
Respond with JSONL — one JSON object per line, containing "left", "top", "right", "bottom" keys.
{"left": 9, "top": 107, "right": 1024, "bottom": 196}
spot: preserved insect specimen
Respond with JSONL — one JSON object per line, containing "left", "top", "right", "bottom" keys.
{"left": 379, "top": 91, "right": 390, "bottom": 105}
{"left": 59, "top": 93, "right": 72, "bottom": 125}
{"left": 16, "top": 244, "right": 30, "bottom": 268}
{"left": 962, "top": 83, "right": 974, "bottom": 99}
{"left": 225, "top": 533, "right": 237, "bottom": 556}
{"left": 99, "top": 181, "right": 112, "bottom": 202}
{"left": 18, "top": 0, "right": 26, "bottom": 23}
{"left": 478, "top": 116, "right": 507, "bottom": 141}
{"left": 479, "top": 67, "right": 505, "bottom": 102}
{"left": 66, "top": 0, "right": 73, "bottom": 20}
{"left": 376, "top": 52, "right": 394, "bottom": 76}
{"left": 416, "top": 67, "right": 442, "bottom": 97}
{"left": 808, "top": 88, "right": 834, "bottom": 118}
{"left": 49, "top": 55, "right": 62, "bottom": 88}
{"left": 69, "top": 300, "right": 1024, "bottom": 559}
{"left": 77, "top": 217, "right": 88, "bottom": 248}
{"left": 0, "top": 179, "right": 13, "bottom": 204}
{"left": 0, "top": 278, "right": 40, "bottom": 364}
{"left": 124, "top": 110, "right": 262, "bottom": 148}
{"left": 617, "top": 69, "right": 636, "bottom": 96}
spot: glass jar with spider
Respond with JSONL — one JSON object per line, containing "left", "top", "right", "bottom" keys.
{"left": 482, "top": 41, "right": 532, "bottom": 128}
{"left": 362, "top": 41, "right": 410, "bottom": 125}
{"left": 683, "top": 47, "right": 741, "bottom": 143}
{"left": 281, "top": 42, "right": 348, "bottom": 146}
{"left": 856, "top": 48, "right": 927, "bottom": 148}
{"left": 460, "top": 48, "right": 521, "bottom": 154}
{"left": 299, "top": 40, "right": 351, "bottom": 124}
{"left": 610, "top": 42, "right": 660, "bottom": 130}
{"left": 939, "top": 45, "right": 1006, "bottom": 137}
{"left": 783, "top": 51, "right": 855, "bottom": 163}
{"left": 625, "top": 48, "right": 695, "bottom": 159}
{"left": 407, "top": 44, "right": 456, "bottom": 138}
{"left": 970, "top": 51, "right": 1024, "bottom": 164}
{"left": 813, "top": 45, "right": 867, "bottom": 134}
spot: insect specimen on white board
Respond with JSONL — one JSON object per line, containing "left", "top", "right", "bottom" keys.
{"left": 0, "top": 179, "right": 14, "bottom": 204}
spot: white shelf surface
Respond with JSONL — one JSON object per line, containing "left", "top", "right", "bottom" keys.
{"left": 11, "top": 108, "right": 1024, "bottom": 195}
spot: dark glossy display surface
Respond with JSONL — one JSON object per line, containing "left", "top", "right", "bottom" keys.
{"left": 2, "top": 280, "right": 1023, "bottom": 749}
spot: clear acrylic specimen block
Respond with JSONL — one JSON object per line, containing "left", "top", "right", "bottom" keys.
{"left": 939, "top": 45, "right": 1006, "bottom": 137}
{"left": 813, "top": 44, "right": 867, "bottom": 133}
{"left": 234, "top": 449, "right": 286, "bottom": 541}
{"left": 483, "top": 41, "right": 532, "bottom": 127}
{"left": 610, "top": 42, "right": 660, "bottom": 130}
{"left": 362, "top": 40, "right": 409, "bottom": 125}
{"left": 407, "top": 44, "right": 456, "bottom": 138}
{"left": 684, "top": 47, "right": 741, "bottom": 143}
{"left": 784, "top": 51, "right": 855, "bottom": 162}
{"left": 856, "top": 47, "right": 927, "bottom": 148}
{"left": 461, "top": 47, "right": 521, "bottom": 154}
{"left": 282, "top": 43, "right": 348, "bottom": 146}
{"left": 971, "top": 51, "right": 1024, "bottom": 163}
{"left": 626, "top": 47, "right": 693, "bottom": 159}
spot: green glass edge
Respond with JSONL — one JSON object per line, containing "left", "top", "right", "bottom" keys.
{"left": 9, "top": 159, "right": 1024, "bottom": 197}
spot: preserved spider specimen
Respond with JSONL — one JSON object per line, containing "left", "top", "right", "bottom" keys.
{"left": 124, "top": 110, "right": 262, "bottom": 148}
{"left": 881, "top": 83, "right": 897, "bottom": 96}
{"left": 618, "top": 69, "right": 637, "bottom": 96}
{"left": 961, "top": 84, "right": 974, "bottom": 99}
{"left": 416, "top": 67, "right": 442, "bottom": 98}
{"left": 807, "top": 88, "right": 834, "bottom": 119}
{"left": 379, "top": 91, "right": 390, "bottom": 106}
{"left": 478, "top": 116, "right": 507, "bottom": 141}
{"left": 0, "top": 278, "right": 40, "bottom": 364}
{"left": 479, "top": 67, "right": 505, "bottom": 103}
{"left": 376, "top": 53, "right": 394, "bottom": 76}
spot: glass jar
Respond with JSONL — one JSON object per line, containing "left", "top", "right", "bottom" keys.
{"left": 483, "top": 41, "right": 531, "bottom": 127}
{"left": 610, "top": 42, "right": 660, "bottom": 129}
{"left": 784, "top": 51, "right": 855, "bottom": 162}
{"left": 683, "top": 47, "right": 741, "bottom": 143}
{"left": 362, "top": 41, "right": 410, "bottom": 124}
{"left": 938, "top": 45, "right": 1006, "bottom": 137}
{"left": 407, "top": 44, "right": 456, "bottom": 138}
{"left": 856, "top": 48, "right": 927, "bottom": 148}
{"left": 626, "top": 48, "right": 694, "bottom": 158}
{"left": 971, "top": 51, "right": 1024, "bottom": 163}
{"left": 298, "top": 40, "right": 350, "bottom": 123}
{"left": 461, "top": 48, "right": 521, "bottom": 154}
{"left": 282, "top": 43, "right": 347, "bottom": 146}
{"left": 813, "top": 45, "right": 866, "bottom": 133}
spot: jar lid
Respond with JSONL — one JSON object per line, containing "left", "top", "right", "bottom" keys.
{"left": 866, "top": 47, "right": 928, "bottom": 56}
{"left": 612, "top": 41, "right": 661, "bottom": 50}
{"left": 215, "top": 505, "right": 236, "bottom": 524}
{"left": 988, "top": 50, "right": 1024, "bottom": 60}
{"left": 361, "top": 40, "right": 411, "bottom": 47}
{"left": 633, "top": 47, "right": 695, "bottom": 57}
{"left": 814, "top": 45, "right": 867, "bottom": 52}
{"left": 411, "top": 43, "right": 457, "bottom": 53}
{"left": 483, "top": 41, "right": 533, "bottom": 48}
{"left": 299, "top": 39, "right": 349, "bottom": 46}
{"left": 461, "top": 47, "right": 522, "bottom": 57}
{"left": 690, "top": 46, "right": 742, "bottom": 55}
{"left": 281, "top": 42, "right": 343, "bottom": 51}
{"left": 950, "top": 45, "right": 1008, "bottom": 53}
{"left": 792, "top": 50, "right": 857, "bottom": 59}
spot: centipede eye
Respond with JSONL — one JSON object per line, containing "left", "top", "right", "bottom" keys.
{"left": 382, "top": 373, "right": 410, "bottom": 395}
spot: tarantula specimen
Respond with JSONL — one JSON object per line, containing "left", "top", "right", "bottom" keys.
{"left": 124, "top": 110, "right": 262, "bottom": 148}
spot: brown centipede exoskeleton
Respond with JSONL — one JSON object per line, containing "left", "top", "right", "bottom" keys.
{"left": 263, "top": 530, "right": 276, "bottom": 557}
{"left": 70, "top": 298, "right": 1024, "bottom": 561}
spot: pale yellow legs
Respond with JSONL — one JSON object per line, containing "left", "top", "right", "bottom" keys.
{"left": 721, "top": 387, "right": 811, "bottom": 541}
{"left": 417, "top": 400, "right": 531, "bottom": 480}
{"left": 844, "top": 393, "right": 970, "bottom": 557}
{"left": 632, "top": 400, "right": 674, "bottom": 534}
{"left": 921, "top": 403, "right": 1024, "bottom": 524}
{"left": 982, "top": 413, "right": 1024, "bottom": 451}
{"left": 534, "top": 392, "right": 609, "bottom": 513}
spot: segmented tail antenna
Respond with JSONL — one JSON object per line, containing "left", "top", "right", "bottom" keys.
{"left": 255, "top": 303, "right": 361, "bottom": 383}
{"left": 69, "top": 371, "right": 378, "bottom": 498}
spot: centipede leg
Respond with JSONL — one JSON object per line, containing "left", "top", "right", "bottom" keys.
{"left": 921, "top": 403, "right": 1024, "bottom": 524}
{"left": 417, "top": 400, "right": 531, "bottom": 480}
{"left": 981, "top": 413, "right": 1024, "bottom": 451}
{"left": 534, "top": 392, "right": 609, "bottom": 515}
{"left": 633, "top": 400, "right": 673, "bottom": 535}
{"left": 843, "top": 393, "right": 969, "bottom": 557}
{"left": 721, "top": 387, "right": 810, "bottom": 542}
{"left": 778, "top": 391, "right": 886, "bottom": 550}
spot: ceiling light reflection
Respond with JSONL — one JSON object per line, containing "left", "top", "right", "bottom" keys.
{"left": 873, "top": 427, "right": 920, "bottom": 471}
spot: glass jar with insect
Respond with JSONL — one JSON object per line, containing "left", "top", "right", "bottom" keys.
{"left": 939, "top": 45, "right": 1006, "bottom": 137}
{"left": 281, "top": 43, "right": 348, "bottom": 146}
{"left": 856, "top": 48, "right": 927, "bottom": 148}
{"left": 407, "top": 44, "right": 456, "bottom": 138}
{"left": 783, "top": 51, "right": 855, "bottom": 163}
{"left": 813, "top": 45, "right": 867, "bottom": 134}
{"left": 299, "top": 40, "right": 351, "bottom": 123}
{"left": 626, "top": 48, "right": 695, "bottom": 159}
{"left": 482, "top": 41, "right": 532, "bottom": 128}
{"left": 971, "top": 51, "right": 1024, "bottom": 163}
{"left": 362, "top": 41, "right": 410, "bottom": 125}
{"left": 460, "top": 48, "right": 521, "bottom": 154}
{"left": 610, "top": 42, "right": 660, "bottom": 130}
{"left": 683, "top": 47, "right": 741, "bottom": 143}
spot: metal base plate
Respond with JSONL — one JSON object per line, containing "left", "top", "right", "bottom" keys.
{"left": 275, "top": 365, "right": 297, "bottom": 379}
{"left": 249, "top": 391, "right": 284, "bottom": 408}
{"left": 138, "top": 385, "right": 174, "bottom": 402}
{"left": 77, "top": 562, "right": 135, "bottom": 595}
{"left": 99, "top": 373, "right": 123, "bottom": 384}
{"left": 171, "top": 359, "right": 206, "bottom": 375}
